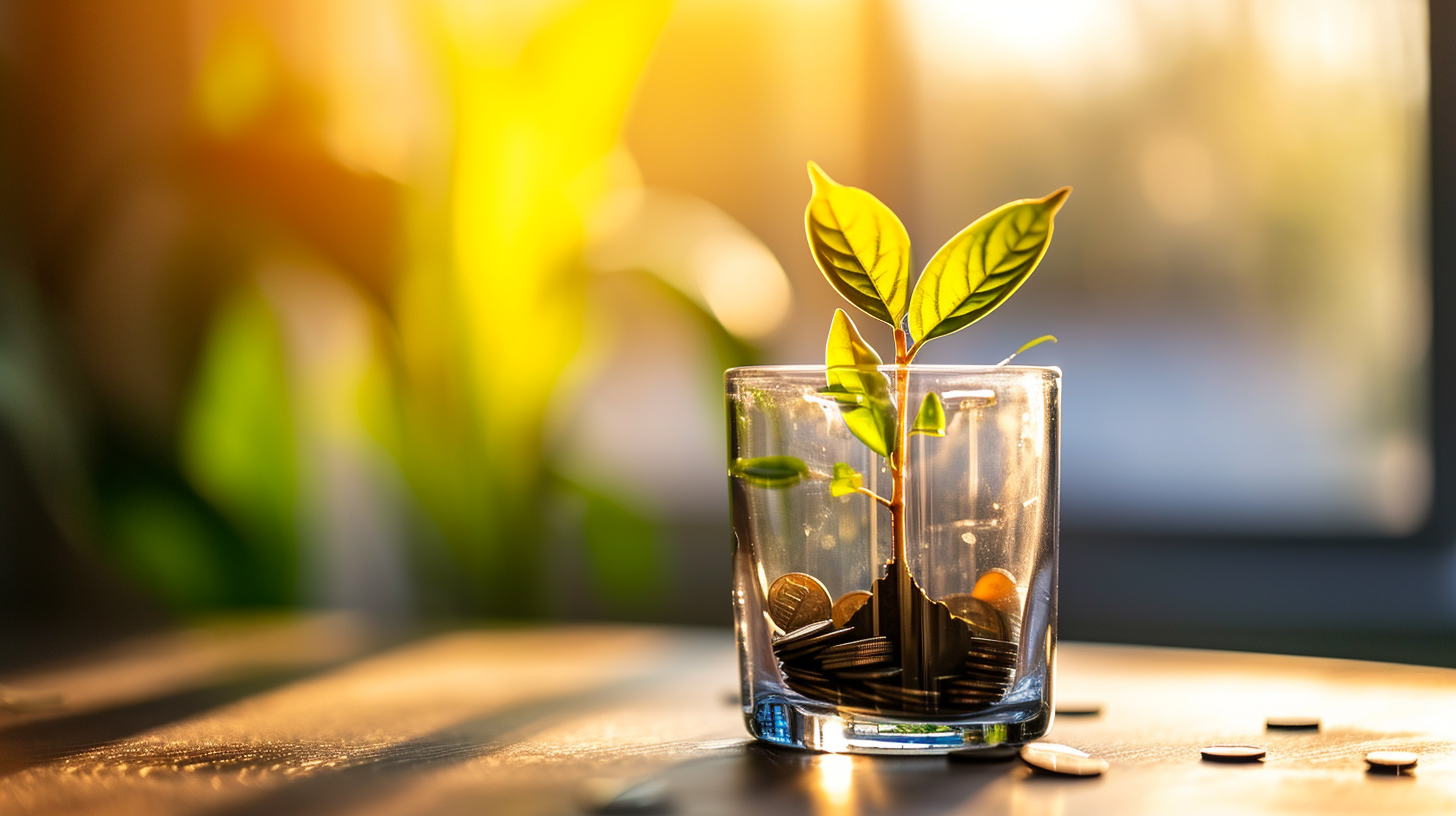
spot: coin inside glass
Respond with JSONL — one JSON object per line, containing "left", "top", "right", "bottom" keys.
{"left": 971, "top": 568, "right": 1020, "bottom": 614}
{"left": 831, "top": 590, "right": 872, "bottom": 628}
{"left": 940, "top": 594, "right": 1006, "bottom": 638}
{"left": 767, "top": 572, "right": 833, "bottom": 632}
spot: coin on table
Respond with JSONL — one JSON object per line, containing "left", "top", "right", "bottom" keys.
{"left": 1265, "top": 716, "right": 1320, "bottom": 731}
{"left": 1020, "top": 743, "right": 1107, "bottom": 777}
{"left": 971, "top": 568, "right": 1021, "bottom": 615}
{"left": 1201, "top": 744, "right": 1266, "bottom": 762}
{"left": 1365, "top": 751, "right": 1418, "bottom": 772}
{"left": 831, "top": 590, "right": 872, "bottom": 629}
{"left": 1055, "top": 701, "right": 1102, "bottom": 717}
{"left": 768, "top": 573, "right": 833, "bottom": 632}
{"left": 941, "top": 594, "right": 1006, "bottom": 638}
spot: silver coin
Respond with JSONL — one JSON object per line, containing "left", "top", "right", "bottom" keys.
{"left": 1201, "top": 744, "right": 1266, "bottom": 762}
{"left": 1020, "top": 743, "right": 1107, "bottom": 777}
{"left": 1366, "top": 751, "right": 1418, "bottom": 771}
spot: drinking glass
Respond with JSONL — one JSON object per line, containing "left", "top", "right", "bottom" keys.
{"left": 728, "top": 365, "right": 1060, "bottom": 753}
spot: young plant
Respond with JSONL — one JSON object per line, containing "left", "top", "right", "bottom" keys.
{"left": 732, "top": 162, "right": 1070, "bottom": 571}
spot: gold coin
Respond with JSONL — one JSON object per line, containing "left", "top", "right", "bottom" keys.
{"left": 767, "top": 572, "right": 832, "bottom": 632}
{"left": 971, "top": 568, "right": 1020, "bottom": 615}
{"left": 831, "top": 590, "right": 872, "bottom": 628}
{"left": 941, "top": 594, "right": 1006, "bottom": 639}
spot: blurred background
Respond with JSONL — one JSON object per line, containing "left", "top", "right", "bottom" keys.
{"left": 1, "top": 0, "right": 1451, "bottom": 664}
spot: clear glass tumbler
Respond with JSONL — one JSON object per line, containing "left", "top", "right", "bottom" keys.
{"left": 728, "top": 365, "right": 1060, "bottom": 754}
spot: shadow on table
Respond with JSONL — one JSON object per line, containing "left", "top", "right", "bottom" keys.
{"left": 0, "top": 667, "right": 333, "bottom": 776}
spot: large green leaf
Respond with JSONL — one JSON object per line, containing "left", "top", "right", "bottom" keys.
{"left": 908, "top": 187, "right": 1071, "bottom": 344}
{"left": 911, "top": 392, "right": 946, "bottom": 437}
{"left": 730, "top": 456, "right": 810, "bottom": 488}
{"left": 825, "top": 309, "right": 896, "bottom": 459}
{"left": 805, "top": 162, "right": 911, "bottom": 326}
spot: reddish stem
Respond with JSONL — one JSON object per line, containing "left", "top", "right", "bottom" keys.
{"left": 891, "top": 327, "right": 910, "bottom": 565}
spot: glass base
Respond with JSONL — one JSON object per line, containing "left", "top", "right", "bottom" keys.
{"left": 745, "top": 694, "right": 1052, "bottom": 755}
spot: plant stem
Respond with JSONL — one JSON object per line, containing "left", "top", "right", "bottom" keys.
{"left": 892, "top": 325, "right": 920, "bottom": 686}
{"left": 856, "top": 486, "right": 893, "bottom": 508}
{"left": 891, "top": 327, "right": 910, "bottom": 566}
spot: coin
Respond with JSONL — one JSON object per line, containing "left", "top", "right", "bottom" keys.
{"left": 1365, "top": 751, "right": 1418, "bottom": 772}
{"left": 1020, "top": 743, "right": 1107, "bottom": 777}
{"left": 821, "top": 655, "right": 894, "bottom": 671}
{"left": 767, "top": 573, "right": 833, "bottom": 632}
{"left": 773, "top": 619, "right": 834, "bottom": 646}
{"left": 1025, "top": 742, "right": 1087, "bottom": 758}
{"left": 782, "top": 666, "right": 831, "bottom": 683}
{"left": 820, "top": 637, "right": 893, "bottom": 658}
{"left": 831, "top": 590, "right": 873, "bottom": 629}
{"left": 1201, "top": 744, "right": 1266, "bottom": 762}
{"left": 774, "top": 626, "right": 857, "bottom": 659}
{"left": 1055, "top": 701, "right": 1102, "bottom": 717}
{"left": 1265, "top": 716, "right": 1320, "bottom": 731}
{"left": 955, "top": 666, "right": 1016, "bottom": 683}
{"left": 831, "top": 666, "right": 902, "bottom": 681}
{"left": 972, "top": 568, "right": 1020, "bottom": 615}
{"left": 941, "top": 594, "right": 1006, "bottom": 638}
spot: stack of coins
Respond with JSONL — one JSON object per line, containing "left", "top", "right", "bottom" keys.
{"left": 766, "top": 571, "right": 1021, "bottom": 716}
{"left": 941, "top": 636, "right": 1019, "bottom": 707}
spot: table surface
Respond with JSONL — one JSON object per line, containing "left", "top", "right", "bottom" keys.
{"left": 1, "top": 617, "right": 1454, "bottom": 816}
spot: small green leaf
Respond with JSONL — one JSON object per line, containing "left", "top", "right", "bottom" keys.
{"left": 805, "top": 161, "right": 911, "bottom": 326}
{"left": 730, "top": 456, "right": 810, "bottom": 488}
{"left": 1014, "top": 334, "right": 1058, "bottom": 357}
{"left": 911, "top": 392, "right": 946, "bottom": 437}
{"left": 825, "top": 309, "right": 896, "bottom": 459}
{"left": 829, "top": 462, "right": 863, "bottom": 497}
{"left": 908, "top": 187, "right": 1071, "bottom": 345}
{"left": 998, "top": 334, "right": 1058, "bottom": 366}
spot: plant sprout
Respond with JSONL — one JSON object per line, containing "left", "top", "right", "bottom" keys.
{"left": 732, "top": 162, "right": 1069, "bottom": 565}
{"left": 729, "top": 162, "right": 1069, "bottom": 676}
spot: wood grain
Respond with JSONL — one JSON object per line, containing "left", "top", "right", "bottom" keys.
{"left": 3, "top": 620, "right": 1455, "bottom": 815}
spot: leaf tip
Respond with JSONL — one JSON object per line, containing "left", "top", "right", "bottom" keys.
{"left": 807, "top": 160, "right": 833, "bottom": 190}
{"left": 1042, "top": 186, "right": 1072, "bottom": 214}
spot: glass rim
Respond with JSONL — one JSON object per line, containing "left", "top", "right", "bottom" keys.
{"left": 725, "top": 363, "right": 1061, "bottom": 377}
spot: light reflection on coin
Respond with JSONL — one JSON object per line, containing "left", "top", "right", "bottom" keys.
{"left": 1366, "top": 751, "right": 1418, "bottom": 772}
{"left": 1020, "top": 743, "right": 1106, "bottom": 777}
{"left": 971, "top": 569, "right": 1020, "bottom": 615}
{"left": 831, "top": 590, "right": 872, "bottom": 628}
{"left": 1201, "top": 744, "right": 1265, "bottom": 762}
{"left": 941, "top": 594, "right": 1005, "bottom": 638}
{"left": 767, "top": 572, "right": 832, "bottom": 632}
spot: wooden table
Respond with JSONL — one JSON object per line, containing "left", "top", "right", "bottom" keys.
{"left": 2, "top": 617, "right": 1454, "bottom": 815}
